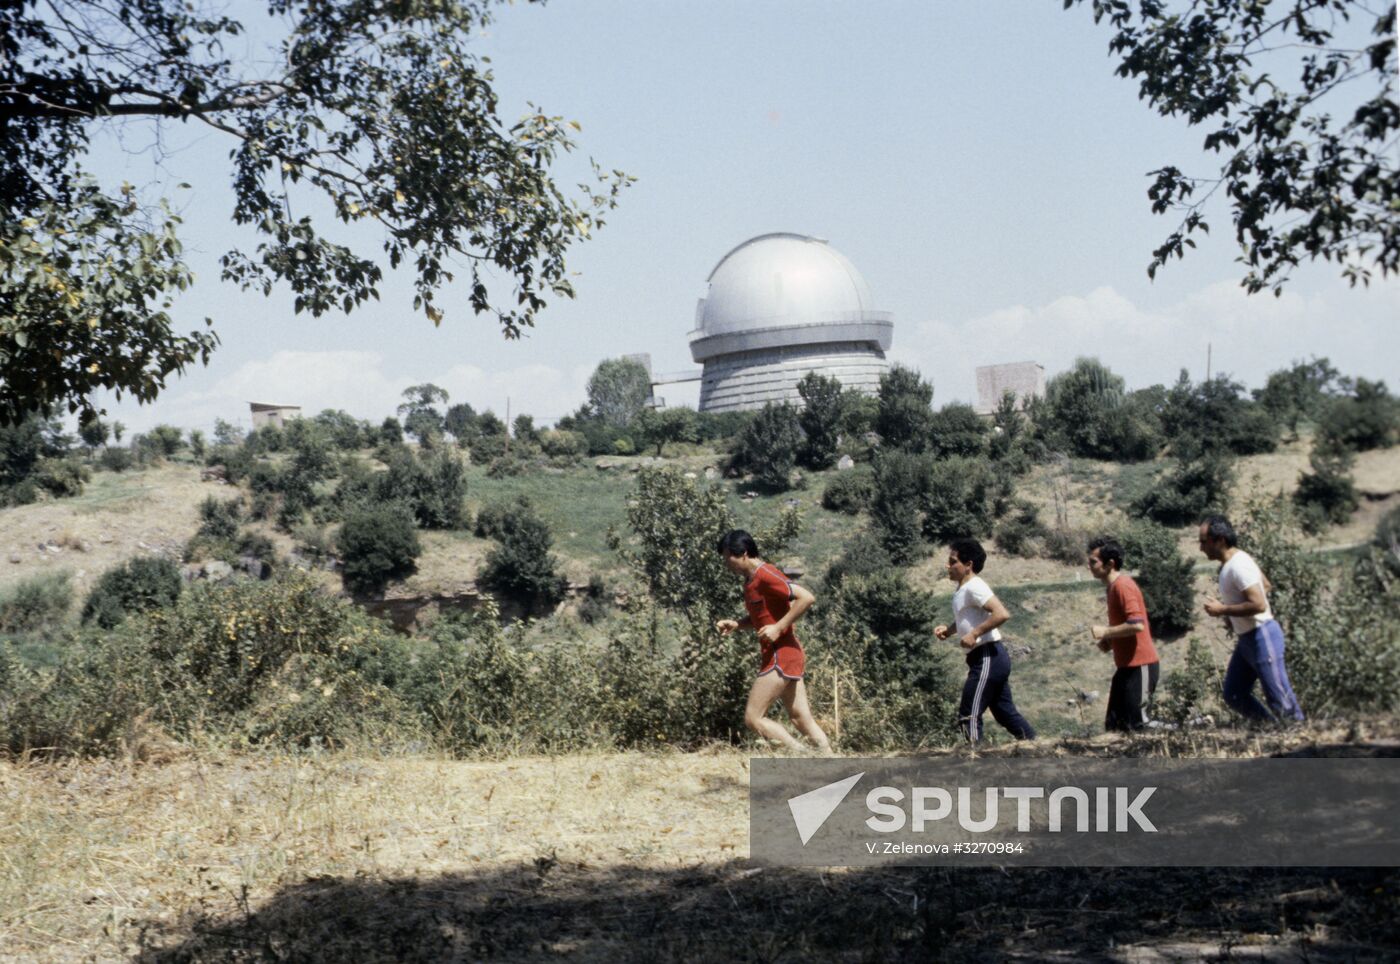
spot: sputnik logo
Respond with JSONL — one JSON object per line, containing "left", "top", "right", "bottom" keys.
{"left": 787, "top": 772, "right": 865, "bottom": 845}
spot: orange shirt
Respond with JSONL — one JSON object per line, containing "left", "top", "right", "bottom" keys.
{"left": 1107, "top": 574, "right": 1158, "bottom": 669}
{"left": 743, "top": 563, "right": 800, "bottom": 650}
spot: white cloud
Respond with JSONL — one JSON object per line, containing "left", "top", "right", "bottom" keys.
{"left": 893, "top": 279, "right": 1399, "bottom": 406}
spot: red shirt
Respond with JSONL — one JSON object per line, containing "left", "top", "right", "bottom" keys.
{"left": 744, "top": 562, "right": 800, "bottom": 651}
{"left": 1106, "top": 574, "right": 1158, "bottom": 669}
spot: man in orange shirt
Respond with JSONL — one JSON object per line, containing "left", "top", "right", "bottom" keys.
{"left": 714, "top": 529, "right": 831, "bottom": 753}
{"left": 1087, "top": 536, "right": 1161, "bottom": 732}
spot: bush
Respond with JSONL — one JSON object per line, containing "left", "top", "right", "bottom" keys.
{"left": 1131, "top": 452, "right": 1234, "bottom": 527}
{"left": 147, "top": 424, "right": 185, "bottom": 458}
{"left": 1118, "top": 521, "right": 1195, "bottom": 636}
{"left": 821, "top": 470, "right": 872, "bottom": 514}
{"left": 1315, "top": 378, "right": 1397, "bottom": 453}
{"left": 1240, "top": 496, "right": 1400, "bottom": 716}
{"left": 577, "top": 575, "right": 612, "bottom": 625}
{"left": 486, "top": 454, "right": 526, "bottom": 478}
{"left": 875, "top": 365, "right": 934, "bottom": 451}
{"left": 539, "top": 429, "right": 585, "bottom": 458}
{"left": 927, "top": 403, "right": 987, "bottom": 460}
{"left": 995, "top": 501, "right": 1047, "bottom": 557}
{"left": 921, "top": 457, "right": 993, "bottom": 544}
{"left": 1161, "top": 372, "right": 1278, "bottom": 457}
{"left": 376, "top": 446, "right": 468, "bottom": 530}
{"left": 478, "top": 500, "right": 568, "bottom": 613}
{"left": 468, "top": 432, "right": 508, "bottom": 465}
{"left": 337, "top": 504, "right": 421, "bottom": 596}
{"left": 797, "top": 371, "right": 844, "bottom": 470}
{"left": 98, "top": 446, "right": 133, "bottom": 472}
{"left": 1159, "top": 637, "right": 1221, "bottom": 725}
{"left": 197, "top": 495, "right": 243, "bottom": 541}
{"left": 1, "top": 574, "right": 417, "bottom": 756}
{"left": 31, "top": 457, "right": 89, "bottom": 498}
{"left": 731, "top": 402, "right": 802, "bottom": 491}
{"left": 0, "top": 571, "right": 73, "bottom": 636}
{"left": 870, "top": 449, "right": 932, "bottom": 565}
{"left": 1294, "top": 449, "right": 1358, "bottom": 534}
{"left": 81, "top": 556, "right": 183, "bottom": 630}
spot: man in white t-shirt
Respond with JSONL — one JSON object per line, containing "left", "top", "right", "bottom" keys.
{"left": 1199, "top": 515, "right": 1305, "bottom": 722}
{"left": 934, "top": 538, "right": 1037, "bottom": 743}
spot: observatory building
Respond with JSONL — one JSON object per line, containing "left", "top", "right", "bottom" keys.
{"left": 687, "top": 233, "right": 893, "bottom": 412}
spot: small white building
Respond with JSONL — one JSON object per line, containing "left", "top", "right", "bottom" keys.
{"left": 248, "top": 402, "right": 302, "bottom": 430}
{"left": 975, "top": 362, "right": 1045, "bottom": 415}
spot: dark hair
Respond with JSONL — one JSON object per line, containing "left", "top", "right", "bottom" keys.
{"left": 1087, "top": 536, "right": 1125, "bottom": 571}
{"left": 949, "top": 538, "right": 987, "bottom": 574}
{"left": 716, "top": 529, "right": 759, "bottom": 558}
{"left": 1201, "top": 515, "right": 1238, "bottom": 548}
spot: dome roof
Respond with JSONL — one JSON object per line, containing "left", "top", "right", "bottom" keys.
{"left": 695, "top": 233, "right": 885, "bottom": 335}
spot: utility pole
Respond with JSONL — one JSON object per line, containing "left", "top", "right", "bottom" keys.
{"left": 1206, "top": 342, "right": 1212, "bottom": 382}
{"left": 505, "top": 396, "right": 511, "bottom": 455}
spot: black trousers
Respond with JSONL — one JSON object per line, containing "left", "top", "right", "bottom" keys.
{"left": 1105, "top": 662, "right": 1159, "bottom": 732}
{"left": 959, "top": 643, "right": 1036, "bottom": 743}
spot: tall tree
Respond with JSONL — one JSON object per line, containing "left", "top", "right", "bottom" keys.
{"left": 1, "top": 0, "right": 631, "bottom": 425}
{"left": 796, "top": 370, "right": 844, "bottom": 470}
{"left": 1068, "top": 0, "right": 1398, "bottom": 293}
{"left": 585, "top": 357, "right": 651, "bottom": 429}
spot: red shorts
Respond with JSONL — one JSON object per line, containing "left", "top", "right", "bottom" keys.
{"left": 758, "top": 643, "right": 805, "bottom": 679}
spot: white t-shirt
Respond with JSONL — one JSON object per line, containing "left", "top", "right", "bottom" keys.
{"left": 1219, "top": 550, "right": 1274, "bottom": 635}
{"left": 952, "top": 575, "right": 1002, "bottom": 644}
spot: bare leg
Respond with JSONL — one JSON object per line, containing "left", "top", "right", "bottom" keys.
{"left": 745, "top": 672, "right": 803, "bottom": 749}
{"left": 782, "top": 678, "right": 832, "bottom": 754}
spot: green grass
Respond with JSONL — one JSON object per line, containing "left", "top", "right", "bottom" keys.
{"left": 1110, "top": 460, "right": 1165, "bottom": 511}
{"left": 462, "top": 463, "right": 634, "bottom": 568}
{"left": 70, "top": 469, "right": 155, "bottom": 514}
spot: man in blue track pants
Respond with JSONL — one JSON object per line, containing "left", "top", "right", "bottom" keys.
{"left": 1199, "top": 515, "right": 1305, "bottom": 723}
{"left": 935, "top": 538, "right": 1037, "bottom": 744}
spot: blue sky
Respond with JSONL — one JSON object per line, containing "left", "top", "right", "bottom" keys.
{"left": 87, "top": 1, "right": 1398, "bottom": 433}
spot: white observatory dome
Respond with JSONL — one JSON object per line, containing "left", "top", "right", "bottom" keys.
{"left": 687, "top": 233, "right": 893, "bottom": 412}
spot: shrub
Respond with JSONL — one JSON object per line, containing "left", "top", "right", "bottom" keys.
{"left": 1131, "top": 452, "right": 1234, "bottom": 527}
{"left": 539, "top": 429, "right": 585, "bottom": 458}
{"left": 927, "top": 403, "right": 987, "bottom": 460}
{"left": 875, "top": 365, "right": 934, "bottom": 451}
{"left": 0, "top": 571, "right": 73, "bottom": 636}
{"left": 197, "top": 496, "right": 243, "bottom": 541}
{"left": 731, "top": 402, "right": 802, "bottom": 491}
{"left": 1294, "top": 448, "right": 1358, "bottom": 534}
{"left": 478, "top": 500, "right": 568, "bottom": 613}
{"left": 98, "top": 446, "right": 133, "bottom": 472}
{"left": 821, "top": 469, "right": 873, "bottom": 515}
{"left": 995, "top": 501, "right": 1047, "bottom": 557}
{"left": 81, "top": 556, "right": 183, "bottom": 630}
{"left": 1315, "top": 378, "right": 1397, "bottom": 453}
{"left": 337, "top": 504, "right": 421, "bottom": 596}
{"left": 921, "top": 457, "right": 993, "bottom": 544}
{"left": 147, "top": 424, "right": 185, "bottom": 458}
{"left": 1161, "top": 372, "right": 1278, "bottom": 457}
{"left": 1159, "top": 637, "right": 1221, "bottom": 725}
{"left": 578, "top": 575, "right": 612, "bottom": 625}
{"left": 376, "top": 446, "right": 467, "bottom": 529}
{"left": 486, "top": 454, "right": 526, "bottom": 478}
{"left": 870, "top": 449, "right": 932, "bottom": 565}
{"left": 797, "top": 371, "right": 844, "bottom": 470}
{"left": 1240, "top": 496, "right": 1400, "bottom": 716}
{"left": 1118, "top": 521, "right": 1195, "bottom": 636}
{"left": 468, "top": 431, "right": 508, "bottom": 465}
{"left": 32, "top": 457, "right": 89, "bottom": 498}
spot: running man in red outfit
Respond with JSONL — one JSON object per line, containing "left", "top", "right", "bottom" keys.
{"left": 714, "top": 530, "right": 832, "bottom": 753}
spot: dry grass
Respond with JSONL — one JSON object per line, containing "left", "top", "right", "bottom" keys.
{"left": 2, "top": 727, "right": 1396, "bottom": 962}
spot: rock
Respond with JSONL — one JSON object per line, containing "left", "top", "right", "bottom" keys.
{"left": 202, "top": 560, "right": 234, "bottom": 582}
{"left": 836, "top": 455, "right": 855, "bottom": 471}
{"left": 8, "top": 554, "right": 20, "bottom": 564}
{"left": 704, "top": 466, "right": 720, "bottom": 481}
{"left": 137, "top": 541, "right": 149, "bottom": 550}
{"left": 200, "top": 466, "right": 227, "bottom": 482}
{"left": 683, "top": 471, "right": 697, "bottom": 480}
{"left": 595, "top": 461, "right": 611, "bottom": 471}
{"left": 239, "top": 556, "right": 267, "bottom": 580}
{"left": 784, "top": 498, "right": 799, "bottom": 508}
{"left": 1010, "top": 644, "right": 1034, "bottom": 658}
{"left": 740, "top": 492, "right": 756, "bottom": 502}
{"left": 862, "top": 432, "right": 880, "bottom": 447}
{"left": 98, "top": 534, "right": 113, "bottom": 544}
{"left": 1077, "top": 689, "right": 1100, "bottom": 704}
{"left": 180, "top": 564, "right": 202, "bottom": 583}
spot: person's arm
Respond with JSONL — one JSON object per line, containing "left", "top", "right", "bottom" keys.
{"left": 1205, "top": 583, "right": 1267, "bottom": 618}
{"left": 960, "top": 595, "right": 1010, "bottom": 649}
{"left": 715, "top": 614, "right": 753, "bottom": 635}
{"left": 759, "top": 583, "right": 814, "bottom": 642}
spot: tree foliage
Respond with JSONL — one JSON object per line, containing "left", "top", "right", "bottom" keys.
{"left": 875, "top": 365, "right": 934, "bottom": 451}
{"left": 1070, "top": 0, "right": 1399, "bottom": 293}
{"left": 585, "top": 357, "right": 651, "bottom": 428}
{"left": 2, "top": 0, "right": 631, "bottom": 424}
{"left": 796, "top": 371, "right": 844, "bottom": 469}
